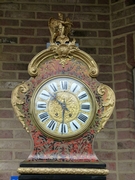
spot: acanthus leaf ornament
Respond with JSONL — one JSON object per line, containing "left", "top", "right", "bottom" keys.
{"left": 11, "top": 82, "right": 29, "bottom": 132}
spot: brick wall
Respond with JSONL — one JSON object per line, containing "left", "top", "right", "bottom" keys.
{"left": 0, "top": 0, "right": 135, "bottom": 180}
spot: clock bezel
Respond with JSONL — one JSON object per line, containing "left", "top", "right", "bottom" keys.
{"left": 30, "top": 75, "right": 97, "bottom": 141}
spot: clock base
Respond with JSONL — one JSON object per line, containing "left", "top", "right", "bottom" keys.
{"left": 18, "top": 162, "right": 108, "bottom": 180}
{"left": 19, "top": 174, "right": 106, "bottom": 180}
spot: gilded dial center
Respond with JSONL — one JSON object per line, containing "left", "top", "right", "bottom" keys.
{"left": 48, "top": 91, "right": 80, "bottom": 123}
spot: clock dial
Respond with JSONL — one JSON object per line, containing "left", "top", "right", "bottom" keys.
{"left": 31, "top": 76, "right": 96, "bottom": 140}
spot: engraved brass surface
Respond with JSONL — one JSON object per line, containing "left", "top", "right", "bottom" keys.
{"left": 48, "top": 91, "right": 80, "bottom": 123}
{"left": 18, "top": 167, "right": 109, "bottom": 175}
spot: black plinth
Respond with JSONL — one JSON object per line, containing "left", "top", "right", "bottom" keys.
{"left": 18, "top": 162, "right": 107, "bottom": 180}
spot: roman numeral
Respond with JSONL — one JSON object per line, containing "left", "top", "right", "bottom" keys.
{"left": 59, "top": 124, "right": 68, "bottom": 134}
{"left": 38, "top": 112, "right": 49, "bottom": 122}
{"left": 81, "top": 103, "right": 90, "bottom": 111}
{"left": 72, "top": 85, "right": 78, "bottom": 92}
{"left": 70, "top": 83, "right": 80, "bottom": 93}
{"left": 61, "top": 81, "right": 67, "bottom": 90}
{"left": 40, "top": 90, "right": 50, "bottom": 100}
{"left": 70, "top": 120, "right": 80, "bottom": 131}
{"left": 78, "top": 91, "right": 88, "bottom": 100}
{"left": 50, "top": 83, "right": 57, "bottom": 92}
{"left": 37, "top": 102, "right": 46, "bottom": 110}
{"left": 78, "top": 113, "right": 88, "bottom": 123}
{"left": 47, "top": 120, "right": 57, "bottom": 130}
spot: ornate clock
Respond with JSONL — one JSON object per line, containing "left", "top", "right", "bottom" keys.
{"left": 11, "top": 13, "right": 115, "bottom": 180}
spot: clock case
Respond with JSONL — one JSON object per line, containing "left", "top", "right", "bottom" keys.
{"left": 11, "top": 13, "right": 115, "bottom": 178}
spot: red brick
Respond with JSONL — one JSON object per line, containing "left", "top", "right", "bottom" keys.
{"left": 97, "top": 73, "right": 112, "bottom": 82}
{"left": 119, "top": 173, "right": 135, "bottom": 180}
{"left": 96, "top": 131, "right": 115, "bottom": 140}
{"left": 113, "top": 45, "right": 125, "bottom": 54}
{"left": 0, "top": 19, "right": 19, "bottom": 26}
{"left": 114, "top": 54, "right": 126, "bottom": 63}
{"left": 0, "top": 151, "right": 12, "bottom": 160}
{"left": 3, "top": 45, "right": 33, "bottom": 53}
{"left": 72, "top": 21, "right": 81, "bottom": 29}
{"left": 0, "top": 81, "right": 19, "bottom": 89}
{"left": 116, "top": 91, "right": 133, "bottom": 101}
{"left": 83, "top": 22, "right": 110, "bottom": 29}
{"left": 14, "top": 130, "right": 30, "bottom": 139}
{"left": 99, "top": 65, "right": 112, "bottom": 72}
{"left": 98, "top": 48, "right": 112, "bottom": 55}
{"left": 115, "top": 81, "right": 133, "bottom": 91}
{"left": 82, "top": 39, "right": 111, "bottom": 46}
{"left": 0, "top": 110, "right": 14, "bottom": 118}
{"left": 118, "top": 162, "right": 133, "bottom": 172}
{"left": 0, "top": 140, "right": 12, "bottom": 149}
{"left": 106, "top": 173, "right": 117, "bottom": 180}
{"left": 104, "top": 121, "right": 115, "bottom": 129}
{"left": 96, "top": 151, "right": 116, "bottom": 160}
{"left": 116, "top": 99, "right": 134, "bottom": 109}
{"left": 116, "top": 120, "right": 135, "bottom": 129}
{"left": 5, "top": 11, "right": 35, "bottom": 18}
{"left": 114, "top": 72, "right": 132, "bottom": 81}
{"left": 21, "top": 20, "right": 48, "bottom": 27}
{"left": 3, "top": 63, "right": 28, "bottom": 70}
{"left": 101, "top": 141, "right": 115, "bottom": 150}
{"left": 98, "top": 0, "right": 109, "bottom": 4}
{"left": 118, "top": 151, "right": 135, "bottom": 160}
{"left": 112, "top": 19, "right": 125, "bottom": 29}
{"left": 52, "top": 5, "right": 80, "bottom": 12}
{"left": 20, "top": 54, "right": 35, "bottom": 62}
{"left": 92, "top": 55, "right": 112, "bottom": 64}
{"left": 37, "top": 12, "right": 57, "bottom": 19}
{"left": 98, "top": 31, "right": 111, "bottom": 37}
{"left": 12, "top": 140, "right": 31, "bottom": 149}
{"left": 80, "top": 47, "right": 96, "bottom": 54}
{"left": 126, "top": 15, "right": 135, "bottom": 25}
{"left": 19, "top": 37, "right": 48, "bottom": 44}
{"left": 18, "top": 72, "right": 30, "bottom": 80}
{"left": 0, "top": 100, "right": 12, "bottom": 108}
{"left": 79, "top": 0, "right": 96, "bottom": 3}
{"left": 0, "top": 130, "right": 13, "bottom": 138}
{"left": 118, "top": 131, "right": 135, "bottom": 139}
{"left": 98, "top": 15, "right": 110, "bottom": 21}
{"left": 0, "top": 72, "right": 16, "bottom": 79}
{"left": 37, "top": 28, "right": 50, "bottom": 36}
{"left": 0, "top": 10, "right": 3, "bottom": 17}
{"left": 116, "top": 109, "right": 134, "bottom": 119}
{"left": 82, "top": 6, "right": 109, "bottom": 13}
{"left": 15, "top": 151, "right": 30, "bottom": 160}
{"left": 0, "top": 3, "right": 19, "bottom": 10}
{"left": 127, "top": 34, "right": 134, "bottom": 66}
{"left": 111, "top": 2, "right": 124, "bottom": 12}
{"left": 117, "top": 140, "right": 135, "bottom": 149}
{"left": 113, "top": 24, "right": 135, "bottom": 36}
{"left": 36, "top": 45, "right": 46, "bottom": 53}
{"left": 114, "top": 63, "right": 128, "bottom": 71}
{"left": 0, "top": 90, "right": 11, "bottom": 98}
{"left": 0, "top": 120, "right": 22, "bottom": 129}
{"left": 106, "top": 162, "right": 116, "bottom": 171}
{"left": 21, "top": 4, "right": 50, "bottom": 11}
{"left": 5, "top": 28, "right": 35, "bottom": 35}
{"left": 70, "top": 14, "right": 97, "bottom": 21}
{"left": 0, "top": 53, "right": 17, "bottom": 61}
{"left": 113, "top": 36, "right": 125, "bottom": 46}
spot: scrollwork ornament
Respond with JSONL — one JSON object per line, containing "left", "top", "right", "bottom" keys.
{"left": 11, "top": 83, "right": 29, "bottom": 132}
{"left": 97, "top": 84, "right": 115, "bottom": 132}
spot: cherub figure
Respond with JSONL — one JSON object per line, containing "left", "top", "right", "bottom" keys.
{"left": 48, "top": 13, "right": 72, "bottom": 43}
